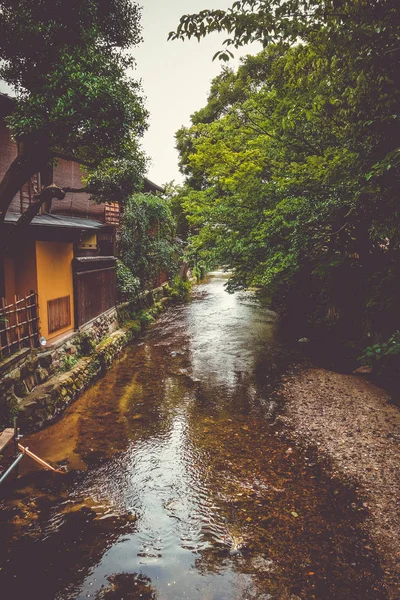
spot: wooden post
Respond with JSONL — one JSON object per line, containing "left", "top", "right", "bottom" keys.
{"left": 33, "top": 291, "right": 40, "bottom": 346}
{"left": 1, "top": 296, "right": 11, "bottom": 354}
{"left": 14, "top": 294, "right": 21, "bottom": 350}
{"left": 26, "top": 292, "right": 34, "bottom": 348}
{"left": 13, "top": 417, "right": 18, "bottom": 458}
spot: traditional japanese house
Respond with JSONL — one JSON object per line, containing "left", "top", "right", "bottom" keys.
{"left": 0, "top": 92, "right": 161, "bottom": 356}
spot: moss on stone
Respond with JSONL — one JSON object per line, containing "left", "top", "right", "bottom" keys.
{"left": 5, "top": 288, "right": 170, "bottom": 431}
{"left": 14, "top": 380, "right": 29, "bottom": 398}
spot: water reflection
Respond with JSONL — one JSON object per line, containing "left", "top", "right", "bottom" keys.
{"left": 188, "top": 274, "right": 277, "bottom": 392}
{"left": 1, "top": 272, "right": 386, "bottom": 599}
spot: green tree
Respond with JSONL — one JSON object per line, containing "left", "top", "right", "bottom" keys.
{"left": 162, "top": 181, "right": 192, "bottom": 240}
{"left": 118, "top": 193, "right": 178, "bottom": 290}
{"left": 0, "top": 0, "right": 148, "bottom": 223}
{"left": 176, "top": 35, "right": 400, "bottom": 341}
{"left": 171, "top": 0, "right": 400, "bottom": 180}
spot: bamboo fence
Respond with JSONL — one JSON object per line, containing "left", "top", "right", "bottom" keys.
{"left": 0, "top": 292, "right": 40, "bottom": 356}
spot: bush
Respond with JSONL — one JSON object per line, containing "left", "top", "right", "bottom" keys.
{"left": 137, "top": 310, "right": 154, "bottom": 326}
{"left": 359, "top": 331, "right": 400, "bottom": 373}
{"left": 125, "top": 319, "right": 142, "bottom": 340}
{"left": 62, "top": 354, "right": 79, "bottom": 372}
{"left": 118, "top": 193, "right": 179, "bottom": 290}
{"left": 76, "top": 331, "right": 96, "bottom": 356}
{"left": 165, "top": 276, "right": 191, "bottom": 303}
{"left": 117, "top": 260, "right": 141, "bottom": 301}
{"left": 192, "top": 264, "right": 206, "bottom": 282}
{"left": 149, "top": 300, "right": 164, "bottom": 318}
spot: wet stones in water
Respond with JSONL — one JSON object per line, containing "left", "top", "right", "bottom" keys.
{"left": 221, "top": 530, "right": 248, "bottom": 557}
{"left": 265, "top": 400, "right": 279, "bottom": 420}
{"left": 94, "top": 572, "right": 157, "bottom": 599}
{"left": 132, "top": 413, "right": 143, "bottom": 420}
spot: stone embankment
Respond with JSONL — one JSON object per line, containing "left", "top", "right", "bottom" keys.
{"left": 0, "top": 285, "right": 169, "bottom": 432}
{"left": 17, "top": 329, "right": 131, "bottom": 431}
{"left": 0, "top": 307, "right": 119, "bottom": 426}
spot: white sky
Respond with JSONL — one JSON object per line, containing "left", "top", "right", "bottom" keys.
{"left": 0, "top": 1, "right": 258, "bottom": 187}
{"left": 133, "top": 0, "right": 257, "bottom": 186}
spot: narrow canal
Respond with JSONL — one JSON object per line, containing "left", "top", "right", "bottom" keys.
{"left": 1, "top": 273, "right": 385, "bottom": 599}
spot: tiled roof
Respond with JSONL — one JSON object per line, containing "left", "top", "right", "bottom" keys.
{"left": 0, "top": 92, "right": 14, "bottom": 116}
{"left": 4, "top": 212, "right": 104, "bottom": 230}
{"left": 143, "top": 178, "right": 165, "bottom": 193}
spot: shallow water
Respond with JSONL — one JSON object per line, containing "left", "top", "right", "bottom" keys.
{"left": 0, "top": 272, "right": 386, "bottom": 599}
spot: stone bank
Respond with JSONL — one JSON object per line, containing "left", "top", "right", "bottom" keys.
{"left": 0, "top": 284, "right": 168, "bottom": 432}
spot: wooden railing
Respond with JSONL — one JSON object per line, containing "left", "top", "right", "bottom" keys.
{"left": 0, "top": 292, "right": 40, "bottom": 356}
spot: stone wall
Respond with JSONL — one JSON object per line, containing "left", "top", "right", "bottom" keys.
{"left": 17, "top": 329, "right": 132, "bottom": 431}
{"left": 78, "top": 306, "right": 119, "bottom": 345}
{"left": 0, "top": 286, "right": 172, "bottom": 432}
{"left": 0, "top": 307, "right": 119, "bottom": 429}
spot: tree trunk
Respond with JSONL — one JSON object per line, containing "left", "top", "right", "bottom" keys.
{"left": 1, "top": 185, "right": 66, "bottom": 255}
{"left": 0, "top": 140, "right": 51, "bottom": 224}
{"left": 15, "top": 184, "right": 66, "bottom": 229}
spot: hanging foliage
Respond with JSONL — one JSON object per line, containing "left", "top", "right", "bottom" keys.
{"left": 118, "top": 193, "right": 179, "bottom": 290}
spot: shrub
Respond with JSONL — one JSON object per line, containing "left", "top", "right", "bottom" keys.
{"left": 118, "top": 193, "right": 179, "bottom": 290}
{"left": 137, "top": 310, "right": 154, "bottom": 326}
{"left": 359, "top": 331, "right": 400, "bottom": 373}
{"left": 192, "top": 264, "right": 206, "bottom": 282}
{"left": 116, "top": 260, "right": 141, "bottom": 301}
{"left": 62, "top": 354, "right": 79, "bottom": 372}
{"left": 149, "top": 301, "right": 164, "bottom": 317}
{"left": 76, "top": 331, "right": 96, "bottom": 356}
{"left": 125, "top": 319, "right": 141, "bottom": 333}
{"left": 165, "top": 275, "right": 191, "bottom": 303}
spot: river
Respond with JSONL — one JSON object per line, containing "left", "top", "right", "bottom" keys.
{"left": 0, "top": 272, "right": 385, "bottom": 599}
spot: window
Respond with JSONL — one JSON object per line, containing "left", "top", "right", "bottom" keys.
{"left": 48, "top": 296, "right": 71, "bottom": 333}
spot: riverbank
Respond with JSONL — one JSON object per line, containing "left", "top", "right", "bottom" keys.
{"left": 0, "top": 282, "right": 181, "bottom": 433}
{"left": 0, "top": 272, "right": 392, "bottom": 599}
{"left": 278, "top": 367, "right": 400, "bottom": 599}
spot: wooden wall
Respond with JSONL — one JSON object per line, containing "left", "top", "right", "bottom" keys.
{"left": 73, "top": 257, "right": 117, "bottom": 328}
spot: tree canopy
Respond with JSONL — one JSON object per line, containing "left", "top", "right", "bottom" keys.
{"left": 173, "top": 1, "right": 400, "bottom": 342}
{"left": 0, "top": 0, "right": 148, "bottom": 221}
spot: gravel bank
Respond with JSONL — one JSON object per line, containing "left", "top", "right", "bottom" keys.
{"left": 279, "top": 368, "right": 400, "bottom": 599}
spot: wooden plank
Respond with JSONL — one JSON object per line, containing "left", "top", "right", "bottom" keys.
{"left": 1, "top": 297, "right": 11, "bottom": 353}
{"left": 26, "top": 293, "right": 34, "bottom": 348}
{"left": 0, "top": 428, "right": 14, "bottom": 452}
{"left": 75, "top": 266, "right": 115, "bottom": 276}
{"left": 14, "top": 294, "right": 21, "bottom": 350}
{"left": 48, "top": 295, "right": 71, "bottom": 334}
{"left": 18, "top": 444, "right": 66, "bottom": 474}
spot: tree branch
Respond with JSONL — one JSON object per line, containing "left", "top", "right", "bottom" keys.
{"left": 329, "top": 222, "right": 349, "bottom": 237}
{"left": 1, "top": 184, "right": 66, "bottom": 254}
{"left": 15, "top": 184, "right": 66, "bottom": 229}
{"left": 0, "top": 144, "right": 51, "bottom": 224}
{"left": 61, "top": 186, "right": 95, "bottom": 194}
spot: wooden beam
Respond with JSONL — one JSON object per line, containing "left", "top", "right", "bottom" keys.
{"left": 18, "top": 444, "right": 66, "bottom": 474}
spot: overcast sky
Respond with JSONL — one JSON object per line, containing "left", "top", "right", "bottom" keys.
{"left": 0, "top": 1, "right": 258, "bottom": 187}
{"left": 134, "top": 0, "right": 257, "bottom": 186}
